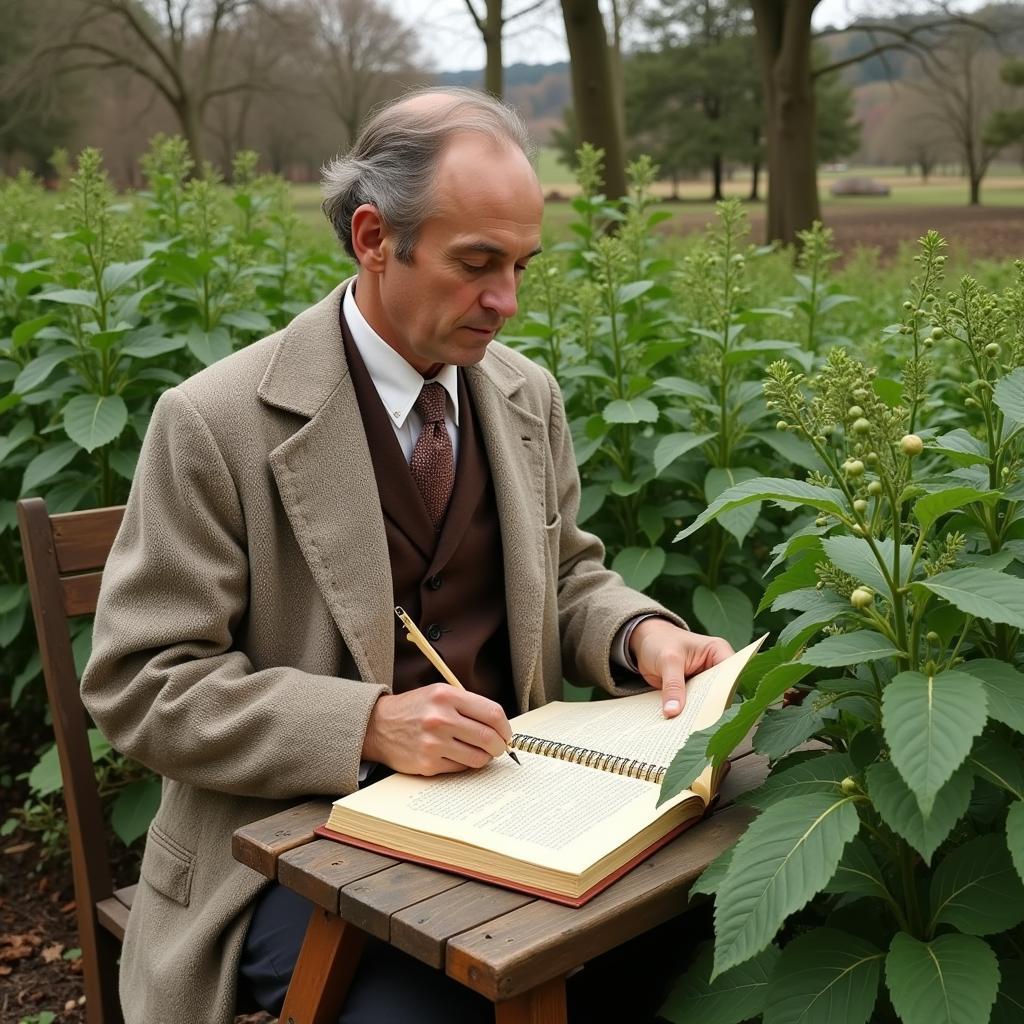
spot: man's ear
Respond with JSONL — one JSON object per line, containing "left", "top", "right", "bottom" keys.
{"left": 351, "top": 203, "right": 388, "bottom": 272}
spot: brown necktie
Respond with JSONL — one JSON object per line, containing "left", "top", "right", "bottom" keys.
{"left": 410, "top": 382, "right": 454, "bottom": 529}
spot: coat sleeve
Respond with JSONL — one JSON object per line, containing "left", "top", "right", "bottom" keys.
{"left": 542, "top": 371, "right": 688, "bottom": 696}
{"left": 80, "top": 387, "right": 386, "bottom": 799}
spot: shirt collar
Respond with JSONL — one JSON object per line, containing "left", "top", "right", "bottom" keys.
{"left": 343, "top": 283, "right": 460, "bottom": 429}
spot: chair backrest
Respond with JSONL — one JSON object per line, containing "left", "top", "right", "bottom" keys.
{"left": 16, "top": 498, "right": 125, "bottom": 926}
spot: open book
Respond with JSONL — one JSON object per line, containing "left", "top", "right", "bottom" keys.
{"left": 318, "top": 636, "right": 765, "bottom": 906}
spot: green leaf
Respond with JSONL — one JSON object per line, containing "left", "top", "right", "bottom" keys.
{"left": 885, "top": 932, "right": 999, "bottom": 1024}
{"left": 21, "top": 440, "right": 79, "bottom": 494}
{"left": 654, "top": 432, "right": 716, "bottom": 476}
{"left": 11, "top": 314, "right": 53, "bottom": 349}
{"left": 753, "top": 429, "right": 826, "bottom": 473}
{"left": 914, "top": 568, "right": 1024, "bottom": 629}
{"left": 616, "top": 280, "right": 654, "bottom": 304}
{"left": 659, "top": 705, "right": 742, "bottom": 805}
{"left": 654, "top": 376, "right": 713, "bottom": 402}
{"left": 121, "top": 333, "right": 186, "bottom": 359}
{"left": 866, "top": 761, "right": 973, "bottom": 864}
{"left": 967, "top": 735, "right": 1024, "bottom": 800}
{"left": 675, "top": 479, "right": 845, "bottom": 542}
{"left": 929, "top": 429, "right": 989, "bottom": 467}
{"left": 660, "top": 941, "right": 779, "bottom": 1024}
{"left": 930, "top": 833, "right": 1024, "bottom": 935}
{"left": 712, "top": 792, "right": 860, "bottom": 978}
{"left": 882, "top": 670, "right": 987, "bottom": 815}
{"left": 29, "top": 730, "right": 111, "bottom": 796}
{"left": 959, "top": 660, "right": 1024, "bottom": 733}
{"left": 824, "top": 836, "right": 895, "bottom": 905}
{"left": 758, "top": 551, "right": 826, "bottom": 615}
{"left": 11, "top": 650, "right": 41, "bottom": 706}
{"left": 13, "top": 346, "right": 77, "bottom": 394}
{"left": 821, "top": 536, "right": 912, "bottom": 592}
{"left": 1006, "top": 801, "right": 1024, "bottom": 884}
{"left": 800, "top": 631, "right": 900, "bottom": 668}
{"left": 63, "top": 393, "right": 128, "bottom": 452}
{"left": 994, "top": 366, "right": 1024, "bottom": 425}
{"left": 611, "top": 546, "right": 665, "bottom": 591}
{"left": 111, "top": 777, "right": 161, "bottom": 846}
{"left": 602, "top": 397, "right": 659, "bottom": 424}
{"left": 691, "top": 847, "right": 734, "bottom": 899}
{"left": 692, "top": 585, "right": 753, "bottom": 652}
{"left": 38, "top": 287, "right": 98, "bottom": 308}
{"left": 739, "top": 753, "right": 854, "bottom": 811}
{"left": 914, "top": 487, "right": 1002, "bottom": 534}
{"left": 762, "top": 927, "right": 883, "bottom": 1024}
{"left": 101, "top": 258, "right": 153, "bottom": 294}
{"left": 753, "top": 701, "right": 830, "bottom": 761}
{"left": 221, "top": 309, "right": 273, "bottom": 332}
{"left": 992, "top": 961, "right": 1024, "bottom": 1024}
{"left": 706, "top": 467, "right": 761, "bottom": 545}
{"left": 707, "top": 663, "right": 815, "bottom": 762}
{"left": 186, "top": 325, "right": 232, "bottom": 367}
{"left": 778, "top": 593, "right": 848, "bottom": 647}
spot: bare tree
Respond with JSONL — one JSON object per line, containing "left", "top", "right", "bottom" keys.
{"left": 304, "top": 0, "right": 427, "bottom": 148}
{"left": 461, "top": 0, "right": 553, "bottom": 99}
{"left": 30, "top": 0, "right": 291, "bottom": 167}
{"left": 867, "top": 84, "right": 956, "bottom": 182}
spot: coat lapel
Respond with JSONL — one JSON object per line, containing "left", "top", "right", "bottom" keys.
{"left": 258, "top": 282, "right": 394, "bottom": 690}
{"left": 465, "top": 353, "right": 547, "bottom": 713}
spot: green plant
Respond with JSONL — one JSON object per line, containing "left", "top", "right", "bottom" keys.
{"left": 659, "top": 234, "right": 1024, "bottom": 1024}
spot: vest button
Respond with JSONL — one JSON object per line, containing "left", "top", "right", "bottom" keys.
{"left": 426, "top": 623, "right": 442, "bottom": 641}
{"left": 427, "top": 574, "right": 443, "bottom": 590}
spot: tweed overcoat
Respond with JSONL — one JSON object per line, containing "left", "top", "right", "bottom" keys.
{"left": 80, "top": 282, "right": 685, "bottom": 1023}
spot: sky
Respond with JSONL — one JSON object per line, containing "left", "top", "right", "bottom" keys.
{"left": 391, "top": 0, "right": 985, "bottom": 74}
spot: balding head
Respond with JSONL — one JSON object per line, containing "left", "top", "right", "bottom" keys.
{"left": 321, "top": 87, "right": 536, "bottom": 264}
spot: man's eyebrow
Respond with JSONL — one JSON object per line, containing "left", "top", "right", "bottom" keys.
{"left": 451, "top": 241, "right": 544, "bottom": 259}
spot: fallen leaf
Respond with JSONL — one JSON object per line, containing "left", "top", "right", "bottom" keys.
{"left": 2, "top": 842, "right": 33, "bottom": 855}
{"left": 41, "top": 943, "right": 64, "bottom": 963}
{"left": 0, "top": 965, "right": 11, "bottom": 976}
{"left": 60, "top": 901, "right": 76, "bottom": 914}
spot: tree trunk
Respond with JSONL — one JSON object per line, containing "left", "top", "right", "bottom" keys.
{"left": 711, "top": 153, "right": 724, "bottom": 201}
{"left": 561, "top": 0, "right": 626, "bottom": 200}
{"left": 484, "top": 0, "right": 504, "bottom": 98}
{"left": 749, "top": 159, "right": 761, "bottom": 201}
{"left": 178, "top": 98, "right": 204, "bottom": 170}
{"left": 751, "top": 0, "right": 821, "bottom": 246}
{"left": 970, "top": 173, "right": 981, "bottom": 204}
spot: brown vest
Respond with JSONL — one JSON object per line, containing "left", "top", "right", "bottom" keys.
{"left": 340, "top": 310, "right": 517, "bottom": 716}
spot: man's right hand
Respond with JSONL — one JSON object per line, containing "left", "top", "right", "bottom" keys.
{"left": 361, "top": 684, "right": 513, "bottom": 776}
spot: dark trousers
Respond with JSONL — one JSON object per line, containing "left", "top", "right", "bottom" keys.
{"left": 237, "top": 881, "right": 709, "bottom": 1024}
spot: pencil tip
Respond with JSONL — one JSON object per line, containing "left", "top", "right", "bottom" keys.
{"left": 508, "top": 749, "right": 522, "bottom": 765}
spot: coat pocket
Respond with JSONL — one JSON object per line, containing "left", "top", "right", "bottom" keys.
{"left": 140, "top": 822, "right": 196, "bottom": 907}
{"left": 543, "top": 511, "right": 562, "bottom": 566}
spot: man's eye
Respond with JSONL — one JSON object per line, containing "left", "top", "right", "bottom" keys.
{"left": 461, "top": 262, "right": 487, "bottom": 273}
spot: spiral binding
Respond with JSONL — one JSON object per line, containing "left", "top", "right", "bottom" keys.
{"left": 510, "top": 733, "right": 666, "bottom": 784}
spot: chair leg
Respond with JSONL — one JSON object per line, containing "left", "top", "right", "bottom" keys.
{"left": 82, "top": 921, "right": 124, "bottom": 1024}
{"left": 279, "top": 908, "right": 367, "bottom": 1024}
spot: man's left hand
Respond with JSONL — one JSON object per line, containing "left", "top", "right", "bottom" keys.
{"left": 629, "top": 619, "right": 734, "bottom": 718}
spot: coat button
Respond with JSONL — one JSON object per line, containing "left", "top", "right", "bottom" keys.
{"left": 426, "top": 624, "right": 442, "bottom": 641}
{"left": 427, "top": 574, "right": 443, "bottom": 591}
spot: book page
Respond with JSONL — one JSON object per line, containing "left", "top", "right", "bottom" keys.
{"left": 329, "top": 747, "right": 694, "bottom": 876}
{"left": 510, "top": 634, "right": 766, "bottom": 770}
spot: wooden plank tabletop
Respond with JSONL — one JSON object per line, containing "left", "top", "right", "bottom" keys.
{"left": 232, "top": 749, "right": 770, "bottom": 1000}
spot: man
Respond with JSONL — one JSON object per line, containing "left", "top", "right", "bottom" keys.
{"left": 82, "top": 88, "right": 733, "bottom": 1023}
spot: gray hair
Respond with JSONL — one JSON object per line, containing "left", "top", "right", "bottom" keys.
{"left": 321, "top": 87, "right": 534, "bottom": 264}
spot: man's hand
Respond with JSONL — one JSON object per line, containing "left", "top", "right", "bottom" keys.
{"left": 629, "top": 620, "right": 734, "bottom": 718}
{"left": 362, "top": 684, "right": 513, "bottom": 775}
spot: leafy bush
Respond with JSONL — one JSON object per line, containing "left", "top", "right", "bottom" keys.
{"left": 657, "top": 233, "right": 1024, "bottom": 1024}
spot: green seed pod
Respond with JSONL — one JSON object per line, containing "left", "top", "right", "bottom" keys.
{"left": 903, "top": 300, "right": 913, "bottom": 310}
{"left": 926, "top": 631, "right": 940, "bottom": 643}
{"left": 923, "top": 338, "right": 935, "bottom": 349}
{"left": 848, "top": 405, "right": 864, "bottom": 419}
{"left": 935, "top": 255, "right": 946, "bottom": 265}
{"left": 965, "top": 397, "right": 979, "bottom": 408}
{"left": 853, "top": 388, "right": 870, "bottom": 401}
{"left": 853, "top": 499, "right": 868, "bottom": 513}
{"left": 850, "top": 587, "right": 874, "bottom": 608}
{"left": 865, "top": 451, "right": 879, "bottom": 466}
{"left": 867, "top": 480, "right": 883, "bottom": 496}
{"left": 776, "top": 420, "right": 788, "bottom": 431}
{"left": 853, "top": 418, "right": 871, "bottom": 434}
{"left": 846, "top": 459, "right": 865, "bottom": 477}
{"left": 840, "top": 776, "right": 859, "bottom": 795}
{"left": 931, "top": 326, "right": 944, "bottom": 340}
{"left": 900, "top": 434, "right": 924, "bottom": 457}
{"left": 986, "top": 342, "right": 1000, "bottom": 357}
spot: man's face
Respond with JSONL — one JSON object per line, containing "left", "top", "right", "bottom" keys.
{"left": 367, "top": 135, "right": 544, "bottom": 375}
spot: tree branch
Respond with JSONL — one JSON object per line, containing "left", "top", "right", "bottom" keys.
{"left": 462, "top": 0, "right": 486, "bottom": 35}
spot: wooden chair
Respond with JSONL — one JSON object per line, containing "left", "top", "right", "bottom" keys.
{"left": 17, "top": 497, "right": 131, "bottom": 1024}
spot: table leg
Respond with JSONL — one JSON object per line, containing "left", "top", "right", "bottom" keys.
{"left": 494, "top": 975, "right": 568, "bottom": 1024}
{"left": 279, "top": 907, "right": 367, "bottom": 1024}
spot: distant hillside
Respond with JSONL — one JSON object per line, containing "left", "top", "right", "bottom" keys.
{"left": 436, "top": 63, "right": 571, "bottom": 143}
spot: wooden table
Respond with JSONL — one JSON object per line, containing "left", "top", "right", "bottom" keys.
{"left": 232, "top": 746, "right": 768, "bottom": 1024}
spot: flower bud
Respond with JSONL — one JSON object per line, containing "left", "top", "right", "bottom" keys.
{"left": 846, "top": 459, "right": 865, "bottom": 477}
{"left": 926, "top": 631, "right": 940, "bottom": 643}
{"left": 985, "top": 342, "right": 1000, "bottom": 357}
{"left": 903, "top": 300, "right": 913, "bottom": 310}
{"left": 851, "top": 523, "right": 868, "bottom": 537}
{"left": 965, "top": 397, "right": 979, "bottom": 408}
{"left": 850, "top": 587, "right": 874, "bottom": 608}
{"left": 900, "top": 434, "right": 923, "bottom": 457}
{"left": 853, "top": 418, "right": 871, "bottom": 434}
{"left": 853, "top": 388, "right": 870, "bottom": 401}
{"left": 931, "top": 326, "right": 944, "bottom": 340}
{"left": 848, "top": 405, "right": 864, "bottom": 419}
{"left": 868, "top": 480, "right": 883, "bottom": 496}
{"left": 865, "top": 451, "right": 879, "bottom": 466}
{"left": 816, "top": 516, "right": 828, "bottom": 527}
{"left": 840, "top": 776, "right": 860, "bottom": 795}
{"left": 923, "top": 338, "right": 934, "bottom": 349}
{"left": 935, "top": 255, "right": 945, "bottom": 265}
{"left": 853, "top": 499, "right": 868, "bottom": 513}
{"left": 776, "top": 420, "right": 788, "bottom": 431}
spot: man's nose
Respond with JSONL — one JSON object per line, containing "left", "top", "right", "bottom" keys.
{"left": 480, "top": 275, "right": 518, "bottom": 320}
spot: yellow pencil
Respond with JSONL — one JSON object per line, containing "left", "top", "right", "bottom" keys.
{"left": 394, "top": 606, "right": 521, "bottom": 766}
